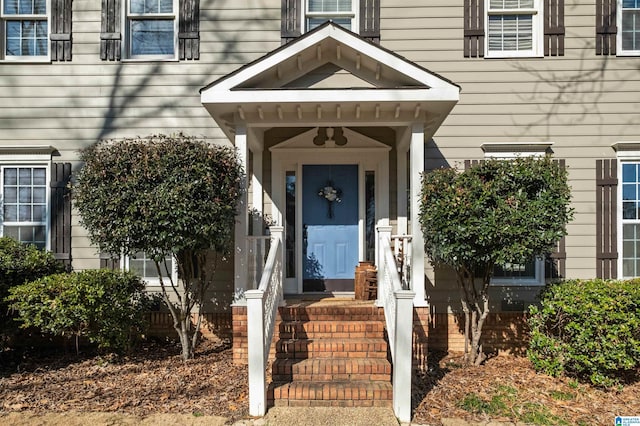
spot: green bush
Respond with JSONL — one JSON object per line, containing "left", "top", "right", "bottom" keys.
{"left": 0, "top": 237, "right": 65, "bottom": 332}
{"left": 528, "top": 279, "right": 640, "bottom": 386}
{"left": 6, "top": 269, "right": 150, "bottom": 353}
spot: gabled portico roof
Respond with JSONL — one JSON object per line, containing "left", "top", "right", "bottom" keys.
{"left": 200, "top": 21, "right": 460, "bottom": 140}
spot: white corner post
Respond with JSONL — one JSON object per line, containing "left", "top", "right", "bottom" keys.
{"left": 410, "top": 122, "right": 427, "bottom": 306}
{"left": 394, "top": 289, "right": 415, "bottom": 423}
{"left": 234, "top": 123, "right": 249, "bottom": 303}
{"left": 246, "top": 289, "right": 266, "bottom": 416}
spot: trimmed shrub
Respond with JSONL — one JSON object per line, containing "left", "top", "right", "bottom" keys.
{"left": 6, "top": 269, "right": 150, "bottom": 353}
{"left": 528, "top": 279, "right": 640, "bottom": 386}
{"left": 0, "top": 237, "right": 65, "bottom": 334}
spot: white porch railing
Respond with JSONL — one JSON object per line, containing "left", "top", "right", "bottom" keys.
{"left": 377, "top": 226, "right": 415, "bottom": 424}
{"left": 247, "top": 235, "right": 271, "bottom": 289}
{"left": 245, "top": 227, "right": 283, "bottom": 416}
{"left": 392, "top": 234, "right": 412, "bottom": 290}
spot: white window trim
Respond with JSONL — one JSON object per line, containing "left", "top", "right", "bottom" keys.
{"left": 617, "top": 0, "right": 640, "bottom": 56}
{"left": 484, "top": 0, "right": 544, "bottom": 59}
{"left": 303, "top": 0, "right": 359, "bottom": 34}
{"left": 123, "top": 252, "right": 178, "bottom": 288}
{"left": 0, "top": 155, "right": 51, "bottom": 250}
{"left": 122, "top": 0, "right": 178, "bottom": 60}
{"left": 482, "top": 141, "right": 553, "bottom": 286}
{"left": 613, "top": 142, "right": 640, "bottom": 278}
{"left": 0, "top": 0, "right": 51, "bottom": 62}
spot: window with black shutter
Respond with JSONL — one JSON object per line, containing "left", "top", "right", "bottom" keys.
{"left": 464, "top": 0, "right": 565, "bottom": 58}
{"left": 101, "top": 0, "right": 199, "bottom": 61}
{"left": 281, "top": 0, "right": 380, "bottom": 44}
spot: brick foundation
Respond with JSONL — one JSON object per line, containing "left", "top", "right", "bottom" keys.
{"left": 147, "top": 311, "right": 232, "bottom": 342}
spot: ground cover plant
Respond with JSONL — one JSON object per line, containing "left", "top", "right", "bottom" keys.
{"left": 528, "top": 278, "right": 640, "bottom": 387}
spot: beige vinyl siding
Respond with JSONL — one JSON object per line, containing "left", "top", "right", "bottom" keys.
{"left": 0, "top": 0, "right": 638, "bottom": 303}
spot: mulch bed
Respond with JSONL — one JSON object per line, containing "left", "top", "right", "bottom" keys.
{"left": 1, "top": 341, "right": 639, "bottom": 425}
{"left": 0, "top": 339, "right": 249, "bottom": 423}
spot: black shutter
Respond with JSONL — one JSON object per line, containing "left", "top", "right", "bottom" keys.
{"left": 544, "top": 0, "right": 565, "bottom": 56}
{"left": 50, "top": 163, "right": 72, "bottom": 270}
{"left": 596, "top": 159, "right": 618, "bottom": 279}
{"left": 100, "top": 253, "right": 120, "bottom": 270}
{"left": 281, "top": 0, "right": 302, "bottom": 44}
{"left": 100, "top": 0, "right": 121, "bottom": 61}
{"left": 179, "top": 0, "right": 200, "bottom": 60}
{"left": 596, "top": 0, "right": 617, "bottom": 55}
{"left": 464, "top": 0, "right": 484, "bottom": 58}
{"left": 360, "top": 0, "right": 380, "bottom": 43}
{"left": 545, "top": 159, "right": 567, "bottom": 279}
{"left": 50, "top": 0, "right": 72, "bottom": 61}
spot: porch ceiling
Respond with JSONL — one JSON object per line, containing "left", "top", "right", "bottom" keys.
{"left": 200, "top": 22, "right": 460, "bottom": 141}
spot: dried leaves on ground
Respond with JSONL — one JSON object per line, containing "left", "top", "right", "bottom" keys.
{"left": 0, "top": 339, "right": 248, "bottom": 423}
{"left": 1, "top": 343, "right": 639, "bottom": 426}
{"left": 413, "top": 352, "right": 640, "bottom": 425}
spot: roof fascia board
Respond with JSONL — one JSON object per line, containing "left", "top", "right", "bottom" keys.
{"left": 203, "top": 25, "right": 459, "bottom": 95}
{"left": 202, "top": 88, "right": 459, "bottom": 104}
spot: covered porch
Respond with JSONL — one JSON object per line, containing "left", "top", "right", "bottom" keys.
{"left": 200, "top": 22, "right": 459, "bottom": 422}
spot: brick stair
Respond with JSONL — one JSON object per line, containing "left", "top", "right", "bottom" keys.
{"left": 268, "top": 302, "right": 392, "bottom": 407}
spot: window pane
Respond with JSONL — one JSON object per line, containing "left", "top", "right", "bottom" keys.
{"left": 34, "top": 0, "right": 46, "bottom": 14}
{"left": 624, "top": 201, "right": 637, "bottom": 219}
{"left": 4, "top": 0, "right": 18, "bottom": 14}
{"left": 19, "top": 205, "right": 31, "bottom": 221}
{"left": 130, "top": 19, "right": 174, "bottom": 55}
{"left": 494, "top": 258, "right": 536, "bottom": 280}
{"left": 19, "top": 0, "right": 33, "bottom": 14}
{"left": 307, "top": 17, "right": 351, "bottom": 31}
{"left": 4, "top": 187, "right": 17, "bottom": 203}
{"left": 488, "top": 14, "right": 533, "bottom": 51}
{"left": 18, "top": 187, "right": 31, "bottom": 203}
{"left": 309, "top": 0, "right": 351, "bottom": 12}
{"left": 622, "top": 10, "right": 640, "bottom": 51}
{"left": 33, "top": 168, "right": 46, "bottom": 185}
{"left": 490, "top": 0, "right": 534, "bottom": 9}
{"left": 32, "top": 205, "right": 45, "bottom": 222}
{"left": 623, "top": 224, "right": 640, "bottom": 277}
{"left": 4, "top": 168, "right": 17, "bottom": 185}
{"left": 33, "top": 187, "right": 46, "bottom": 203}
{"left": 159, "top": 0, "right": 173, "bottom": 13}
{"left": 285, "top": 171, "right": 296, "bottom": 278}
{"left": 623, "top": 163, "right": 638, "bottom": 182}
{"left": 623, "top": 0, "right": 640, "bottom": 8}
{"left": 130, "top": 0, "right": 145, "bottom": 13}
{"left": 4, "top": 205, "right": 17, "bottom": 222}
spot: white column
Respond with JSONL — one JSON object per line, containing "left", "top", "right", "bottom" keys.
{"left": 246, "top": 290, "right": 266, "bottom": 416}
{"left": 397, "top": 133, "right": 409, "bottom": 235}
{"left": 393, "top": 289, "right": 415, "bottom": 423}
{"left": 234, "top": 123, "right": 249, "bottom": 304}
{"left": 410, "top": 122, "right": 427, "bottom": 307}
{"left": 252, "top": 148, "right": 264, "bottom": 235}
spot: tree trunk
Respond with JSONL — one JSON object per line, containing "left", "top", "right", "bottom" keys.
{"left": 457, "top": 268, "right": 491, "bottom": 365}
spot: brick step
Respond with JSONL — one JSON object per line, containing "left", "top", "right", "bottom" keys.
{"left": 275, "top": 338, "right": 388, "bottom": 359}
{"left": 278, "top": 306, "right": 385, "bottom": 322}
{"left": 272, "top": 357, "right": 391, "bottom": 382}
{"left": 269, "top": 381, "right": 393, "bottom": 407}
{"left": 278, "top": 320, "right": 385, "bottom": 340}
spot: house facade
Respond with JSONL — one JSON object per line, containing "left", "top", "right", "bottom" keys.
{"left": 1, "top": 0, "right": 639, "bottom": 418}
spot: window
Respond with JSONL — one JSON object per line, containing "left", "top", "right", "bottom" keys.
{"left": 281, "top": 0, "right": 379, "bottom": 44}
{"left": 126, "top": 251, "right": 177, "bottom": 285}
{"left": 486, "top": 0, "right": 543, "bottom": 58}
{"left": 479, "top": 142, "right": 556, "bottom": 285}
{"left": 1, "top": 165, "right": 48, "bottom": 249}
{"left": 1, "top": 0, "right": 48, "bottom": 60}
{"left": 125, "top": 0, "right": 177, "bottom": 59}
{"left": 620, "top": 162, "right": 640, "bottom": 277}
{"left": 620, "top": 0, "right": 640, "bottom": 55}
{"left": 305, "top": 0, "right": 357, "bottom": 32}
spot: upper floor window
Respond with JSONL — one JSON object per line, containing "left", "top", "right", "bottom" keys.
{"left": 620, "top": 0, "right": 640, "bottom": 54}
{"left": 1, "top": 0, "right": 48, "bottom": 60}
{"left": 306, "top": 0, "right": 357, "bottom": 32}
{"left": 126, "top": 0, "right": 177, "bottom": 59}
{"left": 486, "top": 0, "right": 543, "bottom": 58}
{"left": 1, "top": 165, "right": 48, "bottom": 249}
{"left": 101, "top": 0, "right": 199, "bottom": 61}
{"left": 281, "top": 0, "right": 379, "bottom": 44}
